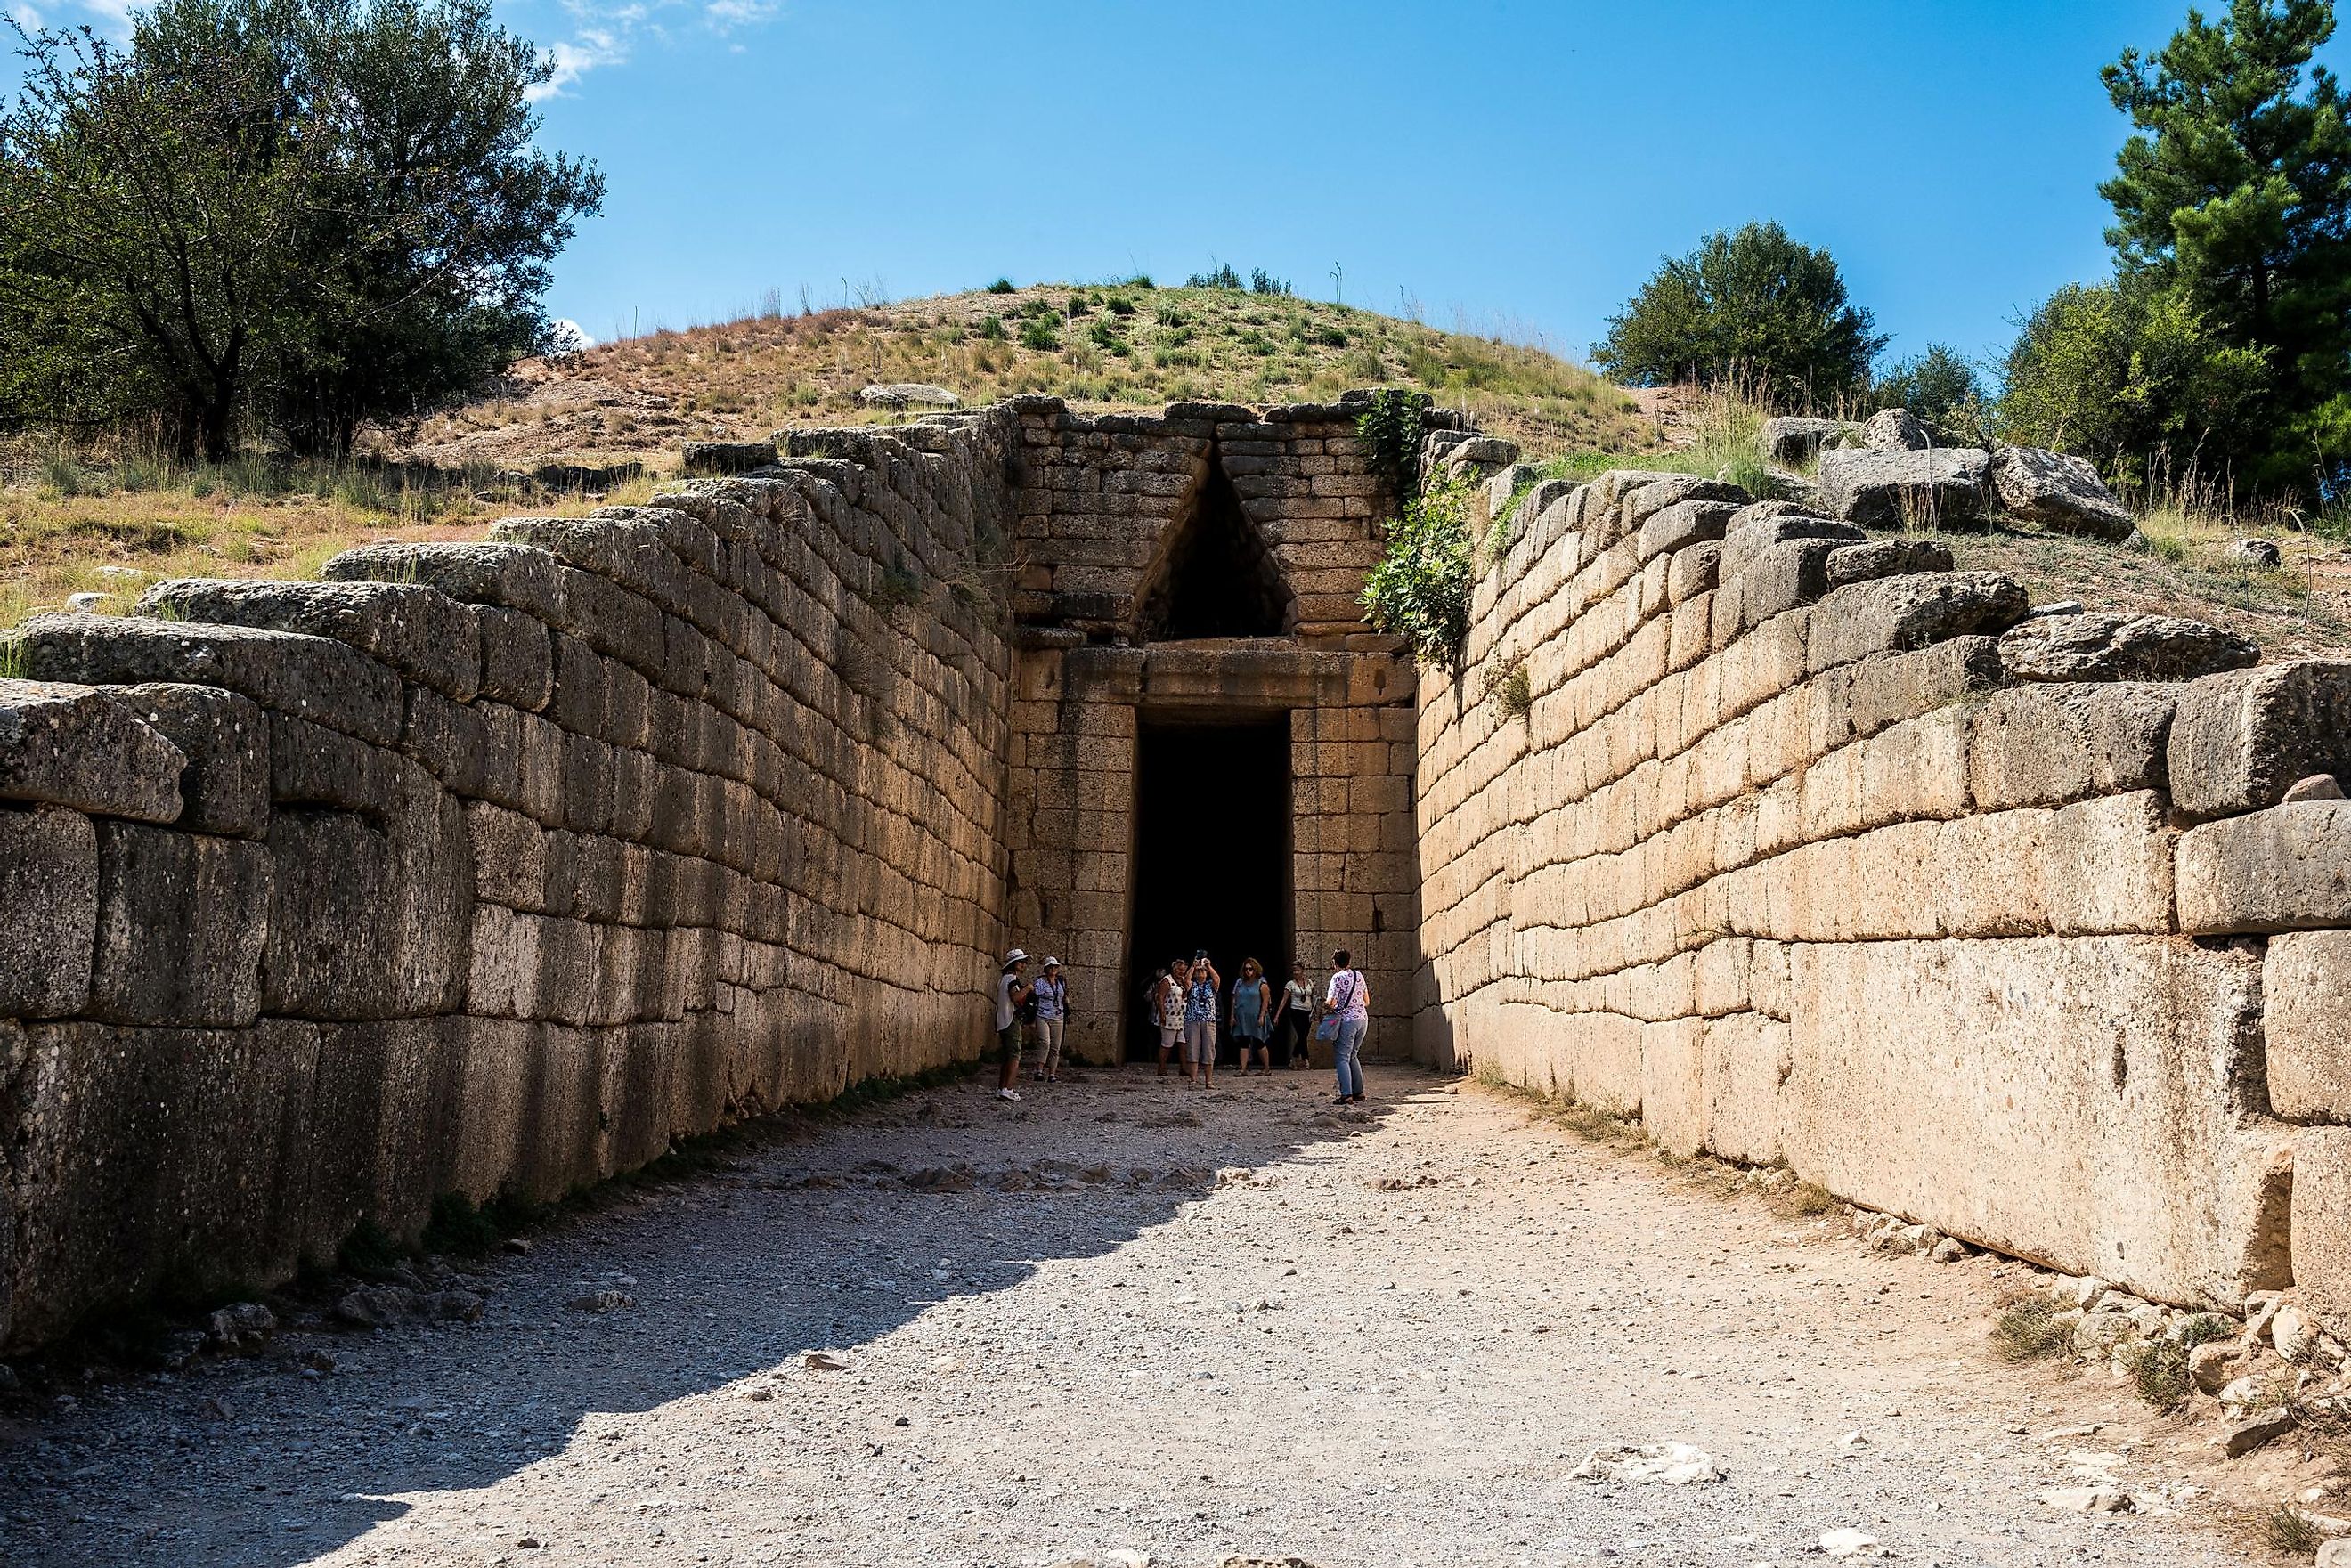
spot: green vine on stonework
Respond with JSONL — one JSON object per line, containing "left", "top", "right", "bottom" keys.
{"left": 1355, "top": 386, "right": 1428, "bottom": 505}
{"left": 1361, "top": 475, "right": 1474, "bottom": 670}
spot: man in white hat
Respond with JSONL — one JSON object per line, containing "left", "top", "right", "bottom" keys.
{"left": 994, "top": 949, "right": 1031, "bottom": 1101}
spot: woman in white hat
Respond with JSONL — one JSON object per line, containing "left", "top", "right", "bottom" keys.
{"left": 995, "top": 950, "right": 1031, "bottom": 1101}
{"left": 1029, "top": 956, "right": 1069, "bottom": 1084}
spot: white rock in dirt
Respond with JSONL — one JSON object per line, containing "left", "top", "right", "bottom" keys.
{"left": 1568, "top": 1442, "right": 1724, "bottom": 1484}
{"left": 2276, "top": 1304, "right": 2317, "bottom": 1361}
{"left": 2039, "top": 1484, "right": 2134, "bottom": 1513}
{"left": 1817, "top": 1527, "right": 1883, "bottom": 1556}
{"left": 2191, "top": 1340, "right": 2246, "bottom": 1393}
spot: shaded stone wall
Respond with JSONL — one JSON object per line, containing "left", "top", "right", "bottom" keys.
{"left": 0, "top": 410, "right": 1020, "bottom": 1351}
{"left": 998, "top": 400, "right": 1420, "bottom": 1063}
{"left": 1414, "top": 469, "right": 2351, "bottom": 1325}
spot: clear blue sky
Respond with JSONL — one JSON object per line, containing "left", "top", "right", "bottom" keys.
{"left": 20, "top": 0, "right": 2351, "bottom": 372}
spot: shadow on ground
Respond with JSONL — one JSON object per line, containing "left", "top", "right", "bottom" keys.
{"left": 0, "top": 1066, "right": 1396, "bottom": 1566}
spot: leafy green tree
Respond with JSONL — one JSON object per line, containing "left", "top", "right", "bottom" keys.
{"left": 0, "top": 0, "right": 601, "bottom": 459}
{"left": 2000, "top": 276, "right": 2269, "bottom": 477}
{"left": 2100, "top": 0, "right": 2351, "bottom": 475}
{"left": 1591, "top": 222, "right": 1888, "bottom": 404}
{"left": 1869, "top": 344, "right": 1983, "bottom": 432}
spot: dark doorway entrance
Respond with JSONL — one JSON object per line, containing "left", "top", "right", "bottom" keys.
{"left": 1125, "top": 716, "right": 1291, "bottom": 1061}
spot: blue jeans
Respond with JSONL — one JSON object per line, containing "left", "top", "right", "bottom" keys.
{"left": 1333, "top": 1015, "right": 1367, "bottom": 1097}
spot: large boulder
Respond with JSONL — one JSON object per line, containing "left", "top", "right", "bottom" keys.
{"left": 1991, "top": 447, "right": 2134, "bottom": 541}
{"left": 1817, "top": 447, "right": 1990, "bottom": 528}
{"left": 1760, "top": 417, "right": 1860, "bottom": 467}
{"left": 1998, "top": 612, "right": 2259, "bottom": 683}
{"left": 1860, "top": 408, "right": 1930, "bottom": 451}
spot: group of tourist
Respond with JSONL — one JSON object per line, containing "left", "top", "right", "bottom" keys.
{"left": 989, "top": 947, "right": 1370, "bottom": 1104}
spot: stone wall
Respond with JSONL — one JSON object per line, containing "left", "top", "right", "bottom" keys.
{"left": 0, "top": 410, "right": 1021, "bottom": 1352}
{"left": 1413, "top": 469, "right": 2351, "bottom": 1324}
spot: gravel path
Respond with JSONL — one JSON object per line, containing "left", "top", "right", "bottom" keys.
{"left": 0, "top": 1068, "right": 2269, "bottom": 1567}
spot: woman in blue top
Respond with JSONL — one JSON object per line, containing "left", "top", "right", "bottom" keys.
{"left": 1229, "top": 957, "right": 1273, "bottom": 1076}
{"left": 1029, "top": 957, "right": 1069, "bottom": 1084}
{"left": 1182, "top": 953, "right": 1220, "bottom": 1089}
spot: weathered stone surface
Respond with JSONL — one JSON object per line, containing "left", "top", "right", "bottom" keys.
{"left": 87, "top": 823, "right": 271, "bottom": 1027}
{"left": 1782, "top": 936, "right": 2288, "bottom": 1307}
{"left": 1998, "top": 612, "right": 2257, "bottom": 684}
{"left": 2228, "top": 538, "right": 2283, "bottom": 569}
{"left": 323, "top": 540, "right": 568, "bottom": 623}
{"left": 104, "top": 684, "right": 268, "bottom": 838}
{"left": 2296, "top": 1128, "right": 2351, "bottom": 1340}
{"left": 137, "top": 578, "right": 482, "bottom": 703}
{"left": 0, "top": 678, "right": 184, "bottom": 822}
{"left": 858, "top": 382, "right": 958, "bottom": 409}
{"left": 1760, "top": 417, "right": 1858, "bottom": 466}
{"left": 1859, "top": 408, "right": 1929, "bottom": 451}
{"left": 2168, "top": 661, "right": 2351, "bottom": 821}
{"left": 1968, "top": 684, "right": 2176, "bottom": 810}
{"left": 1634, "top": 500, "right": 1737, "bottom": 565}
{"left": 1816, "top": 447, "right": 1990, "bottom": 527}
{"left": 1823, "top": 539, "right": 1954, "bottom": 588}
{"left": 680, "top": 440, "right": 777, "bottom": 475}
{"left": 1991, "top": 447, "right": 2134, "bottom": 540}
{"left": 1716, "top": 515, "right": 1866, "bottom": 588}
{"left": 2176, "top": 800, "right": 2351, "bottom": 933}
{"left": 2268, "top": 930, "right": 2351, "bottom": 1120}
{"left": 1806, "top": 572, "right": 2030, "bottom": 673}
{"left": 6, "top": 613, "right": 405, "bottom": 745}
{"left": 0, "top": 806, "right": 98, "bottom": 1018}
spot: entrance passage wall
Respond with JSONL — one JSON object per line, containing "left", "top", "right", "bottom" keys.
{"left": 1414, "top": 467, "right": 2351, "bottom": 1329}
{"left": 0, "top": 413, "right": 1021, "bottom": 1351}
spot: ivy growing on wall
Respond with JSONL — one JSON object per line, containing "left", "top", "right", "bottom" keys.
{"left": 1355, "top": 387, "right": 1428, "bottom": 505}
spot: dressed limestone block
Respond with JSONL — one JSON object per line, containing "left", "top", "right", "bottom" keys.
{"left": 476, "top": 607, "right": 555, "bottom": 711}
{"left": 103, "top": 684, "right": 267, "bottom": 838}
{"left": 1712, "top": 540, "right": 1844, "bottom": 648}
{"left": 2169, "top": 661, "right": 2351, "bottom": 821}
{"left": 8, "top": 613, "right": 403, "bottom": 746}
{"left": 1968, "top": 683, "right": 2176, "bottom": 810}
{"left": 2294, "top": 1127, "right": 2351, "bottom": 1338}
{"left": 2176, "top": 800, "right": 2351, "bottom": 933}
{"left": 1703, "top": 1011, "right": 1789, "bottom": 1166}
{"left": 86, "top": 823, "right": 270, "bottom": 1027}
{"left": 1837, "top": 637, "right": 2004, "bottom": 747}
{"left": 1816, "top": 447, "right": 1991, "bottom": 527}
{"left": 0, "top": 806, "right": 99, "bottom": 1018}
{"left": 1716, "top": 515, "right": 1867, "bottom": 587}
{"left": 137, "top": 578, "right": 482, "bottom": 703}
{"left": 2045, "top": 792, "right": 2176, "bottom": 935}
{"left": 1824, "top": 538, "right": 1954, "bottom": 588}
{"left": 1625, "top": 478, "right": 1745, "bottom": 544}
{"left": 1784, "top": 936, "right": 2290, "bottom": 1307}
{"left": 1932, "top": 813, "right": 2050, "bottom": 937}
{"left": 492, "top": 516, "right": 695, "bottom": 621}
{"left": 1805, "top": 572, "right": 2029, "bottom": 674}
{"left": 2263, "top": 931, "right": 2351, "bottom": 1121}
{"left": 1642, "top": 1017, "right": 1709, "bottom": 1157}
{"left": 324, "top": 540, "right": 568, "bottom": 623}
{"left": 0, "top": 678, "right": 185, "bottom": 822}
{"left": 2000, "top": 612, "right": 2257, "bottom": 684}
{"left": 1, "top": 1018, "right": 320, "bottom": 1352}
{"left": 261, "top": 757, "right": 472, "bottom": 1019}
{"left": 268, "top": 713, "right": 401, "bottom": 816}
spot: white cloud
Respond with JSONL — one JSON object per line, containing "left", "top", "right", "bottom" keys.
{"left": 9, "top": 1, "right": 45, "bottom": 30}
{"left": 528, "top": 0, "right": 777, "bottom": 98}
{"left": 550, "top": 318, "right": 594, "bottom": 351}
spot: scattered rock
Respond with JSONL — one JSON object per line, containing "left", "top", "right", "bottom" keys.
{"left": 1567, "top": 1442, "right": 1724, "bottom": 1484}
{"left": 2319, "top": 1540, "right": 2351, "bottom": 1565}
{"left": 502, "top": 1237, "right": 533, "bottom": 1256}
{"left": 1929, "top": 1237, "right": 1971, "bottom": 1263}
{"left": 2277, "top": 1304, "right": 2317, "bottom": 1361}
{"left": 2038, "top": 1485, "right": 2134, "bottom": 1514}
{"left": 1990, "top": 446, "right": 2134, "bottom": 540}
{"left": 64, "top": 591, "right": 113, "bottom": 612}
{"left": 206, "top": 1301, "right": 276, "bottom": 1353}
{"left": 2190, "top": 1340, "right": 2246, "bottom": 1393}
{"left": 1050, "top": 1553, "right": 1154, "bottom": 1568}
{"left": 803, "top": 1350, "right": 852, "bottom": 1372}
{"left": 1817, "top": 1527, "right": 1883, "bottom": 1557}
{"left": 1760, "top": 417, "right": 1859, "bottom": 466}
{"left": 2227, "top": 538, "right": 2283, "bottom": 569}
{"left": 302, "top": 1349, "right": 341, "bottom": 1374}
{"left": 2285, "top": 774, "right": 2347, "bottom": 803}
{"left": 430, "top": 1289, "right": 484, "bottom": 1324}
{"left": 335, "top": 1285, "right": 420, "bottom": 1328}
{"left": 564, "top": 1289, "right": 634, "bottom": 1314}
{"left": 1860, "top": 407, "right": 1930, "bottom": 451}
{"left": 2218, "top": 1408, "right": 2296, "bottom": 1458}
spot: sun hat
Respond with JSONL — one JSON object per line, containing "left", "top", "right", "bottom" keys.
{"left": 1042, "top": 955, "right": 1062, "bottom": 967}
{"left": 1004, "top": 947, "right": 1029, "bottom": 965}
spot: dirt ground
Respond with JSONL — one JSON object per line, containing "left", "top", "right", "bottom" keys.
{"left": 0, "top": 1069, "right": 2296, "bottom": 1567}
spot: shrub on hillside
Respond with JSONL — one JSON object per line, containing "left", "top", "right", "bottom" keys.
{"left": 1592, "top": 222, "right": 1885, "bottom": 405}
{"left": 1869, "top": 345, "right": 1983, "bottom": 437}
{"left": 1362, "top": 475, "right": 1474, "bottom": 669}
